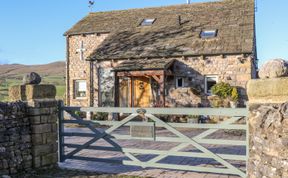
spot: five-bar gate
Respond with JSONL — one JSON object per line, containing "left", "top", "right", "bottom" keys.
{"left": 58, "top": 102, "right": 248, "bottom": 178}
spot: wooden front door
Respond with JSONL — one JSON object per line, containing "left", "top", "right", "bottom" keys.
{"left": 119, "top": 78, "right": 131, "bottom": 107}
{"left": 133, "top": 77, "right": 151, "bottom": 107}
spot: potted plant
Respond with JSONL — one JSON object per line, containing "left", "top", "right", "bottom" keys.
{"left": 211, "top": 82, "right": 233, "bottom": 108}
{"left": 229, "top": 87, "right": 239, "bottom": 108}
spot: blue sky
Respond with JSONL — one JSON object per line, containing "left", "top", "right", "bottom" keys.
{"left": 0, "top": 0, "right": 287, "bottom": 67}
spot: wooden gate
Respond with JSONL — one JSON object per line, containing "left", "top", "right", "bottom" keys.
{"left": 58, "top": 103, "right": 248, "bottom": 178}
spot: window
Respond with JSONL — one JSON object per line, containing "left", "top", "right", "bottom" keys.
{"left": 205, "top": 76, "right": 218, "bottom": 95}
{"left": 140, "top": 18, "right": 156, "bottom": 26}
{"left": 74, "top": 80, "right": 87, "bottom": 99}
{"left": 176, "top": 77, "right": 184, "bottom": 88}
{"left": 200, "top": 30, "right": 217, "bottom": 38}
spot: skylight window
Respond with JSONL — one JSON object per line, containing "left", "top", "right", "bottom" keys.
{"left": 200, "top": 30, "right": 217, "bottom": 38}
{"left": 140, "top": 18, "right": 156, "bottom": 26}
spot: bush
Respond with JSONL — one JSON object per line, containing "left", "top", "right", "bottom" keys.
{"left": 92, "top": 112, "right": 109, "bottom": 120}
{"left": 211, "top": 82, "right": 233, "bottom": 99}
{"left": 231, "top": 87, "right": 239, "bottom": 102}
{"left": 74, "top": 111, "right": 86, "bottom": 118}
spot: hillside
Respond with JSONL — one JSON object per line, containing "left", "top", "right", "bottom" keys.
{"left": 0, "top": 61, "right": 65, "bottom": 78}
{"left": 0, "top": 61, "right": 66, "bottom": 101}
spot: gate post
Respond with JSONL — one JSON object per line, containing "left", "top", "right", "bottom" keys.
{"left": 247, "top": 78, "right": 288, "bottom": 178}
{"left": 9, "top": 84, "right": 59, "bottom": 169}
{"left": 58, "top": 100, "right": 65, "bottom": 162}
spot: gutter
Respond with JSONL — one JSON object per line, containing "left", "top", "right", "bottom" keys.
{"left": 87, "top": 51, "right": 254, "bottom": 62}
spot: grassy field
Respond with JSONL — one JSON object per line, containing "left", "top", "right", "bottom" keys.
{"left": 0, "top": 61, "right": 66, "bottom": 102}
{"left": 0, "top": 75, "right": 66, "bottom": 102}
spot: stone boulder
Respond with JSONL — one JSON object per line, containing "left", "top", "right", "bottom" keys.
{"left": 23, "top": 72, "right": 42, "bottom": 85}
{"left": 259, "top": 59, "right": 288, "bottom": 79}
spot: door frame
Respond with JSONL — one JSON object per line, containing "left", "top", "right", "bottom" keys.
{"left": 115, "top": 70, "right": 166, "bottom": 108}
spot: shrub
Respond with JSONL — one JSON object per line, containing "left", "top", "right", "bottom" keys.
{"left": 74, "top": 111, "right": 86, "bottom": 118}
{"left": 211, "top": 82, "right": 233, "bottom": 99}
{"left": 231, "top": 87, "right": 239, "bottom": 102}
{"left": 92, "top": 112, "right": 109, "bottom": 120}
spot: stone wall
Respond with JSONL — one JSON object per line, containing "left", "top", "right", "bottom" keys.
{"left": 0, "top": 102, "right": 31, "bottom": 175}
{"left": 28, "top": 99, "right": 58, "bottom": 169}
{"left": 67, "top": 33, "right": 257, "bottom": 108}
{"left": 247, "top": 78, "right": 288, "bottom": 178}
{"left": 67, "top": 33, "right": 109, "bottom": 107}
{"left": 165, "top": 55, "right": 255, "bottom": 107}
{"left": 0, "top": 85, "right": 58, "bottom": 176}
{"left": 96, "top": 55, "right": 255, "bottom": 107}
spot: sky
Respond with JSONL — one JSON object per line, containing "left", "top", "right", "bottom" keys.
{"left": 0, "top": 0, "right": 287, "bottom": 67}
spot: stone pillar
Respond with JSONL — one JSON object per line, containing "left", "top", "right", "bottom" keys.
{"left": 9, "top": 84, "right": 58, "bottom": 169}
{"left": 247, "top": 78, "right": 288, "bottom": 178}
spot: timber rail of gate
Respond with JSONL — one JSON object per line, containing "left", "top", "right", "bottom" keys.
{"left": 58, "top": 102, "right": 249, "bottom": 178}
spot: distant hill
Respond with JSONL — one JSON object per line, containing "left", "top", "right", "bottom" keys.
{"left": 0, "top": 61, "right": 65, "bottom": 79}
{"left": 0, "top": 61, "right": 66, "bottom": 101}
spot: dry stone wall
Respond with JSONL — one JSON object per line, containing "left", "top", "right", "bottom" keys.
{"left": 248, "top": 77, "right": 288, "bottom": 178}
{"left": 0, "top": 102, "right": 31, "bottom": 175}
{"left": 0, "top": 85, "right": 58, "bottom": 176}
{"left": 249, "top": 103, "right": 288, "bottom": 178}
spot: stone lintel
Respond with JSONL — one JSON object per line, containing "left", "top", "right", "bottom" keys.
{"left": 247, "top": 77, "right": 288, "bottom": 104}
{"left": 9, "top": 84, "right": 56, "bottom": 101}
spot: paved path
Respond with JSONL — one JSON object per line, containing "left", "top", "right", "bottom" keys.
{"left": 59, "top": 126, "right": 246, "bottom": 178}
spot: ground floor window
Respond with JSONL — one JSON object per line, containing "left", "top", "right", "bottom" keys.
{"left": 74, "top": 80, "right": 87, "bottom": 99}
{"left": 205, "top": 75, "right": 218, "bottom": 95}
{"left": 176, "top": 77, "right": 184, "bottom": 88}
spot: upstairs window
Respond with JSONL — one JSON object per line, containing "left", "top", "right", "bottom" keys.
{"left": 74, "top": 80, "right": 87, "bottom": 99}
{"left": 205, "top": 76, "right": 218, "bottom": 95}
{"left": 200, "top": 30, "right": 217, "bottom": 39}
{"left": 176, "top": 77, "right": 184, "bottom": 88}
{"left": 140, "top": 18, "right": 156, "bottom": 26}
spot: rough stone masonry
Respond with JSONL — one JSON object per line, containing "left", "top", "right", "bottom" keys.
{"left": 0, "top": 83, "right": 58, "bottom": 176}
{"left": 247, "top": 77, "right": 288, "bottom": 178}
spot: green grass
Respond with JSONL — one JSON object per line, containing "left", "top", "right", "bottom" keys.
{"left": 0, "top": 76, "right": 65, "bottom": 102}
{"left": 56, "top": 85, "right": 66, "bottom": 100}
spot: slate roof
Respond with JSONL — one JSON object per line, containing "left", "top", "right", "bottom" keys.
{"left": 113, "top": 58, "right": 175, "bottom": 71}
{"left": 65, "top": 0, "right": 255, "bottom": 61}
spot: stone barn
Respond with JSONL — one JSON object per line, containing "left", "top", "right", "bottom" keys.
{"left": 64, "top": 0, "right": 257, "bottom": 108}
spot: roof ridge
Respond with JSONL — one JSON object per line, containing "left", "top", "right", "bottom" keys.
{"left": 89, "top": 0, "right": 226, "bottom": 15}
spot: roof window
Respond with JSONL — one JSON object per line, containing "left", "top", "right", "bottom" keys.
{"left": 140, "top": 18, "right": 156, "bottom": 26}
{"left": 200, "top": 30, "right": 217, "bottom": 38}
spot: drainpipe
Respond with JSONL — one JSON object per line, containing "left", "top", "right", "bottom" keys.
{"left": 90, "top": 60, "right": 94, "bottom": 107}
{"left": 66, "top": 36, "right": 70, "bottom": 106}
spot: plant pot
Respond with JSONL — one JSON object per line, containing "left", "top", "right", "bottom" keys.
{"left": 187, "top": 118, "right": 198, "bottom": 123}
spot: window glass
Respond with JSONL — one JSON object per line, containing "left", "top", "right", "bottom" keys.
{"left": 176, "top": 77, "right": 184, "bottom": 88}
{"left": 75, "top": 80, "right": 87, "bottom": 98}
{"left": 200, "top": 30, "right": 217, "bottom": 38}
{"left": 141, "top": 19, "right": 155, "bottom": 26}
{"left": 205, "top": 76, "right": 218, "bottom": 94}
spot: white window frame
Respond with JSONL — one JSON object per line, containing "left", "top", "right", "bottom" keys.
{"left": 205, "top": 75, "right": 218, "bottom": 95}
{"left": 74, "top": 80, "right": 87, "bottom": 99}
{"left": 176, "top": 77, "right": 184, "bottom": 88}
